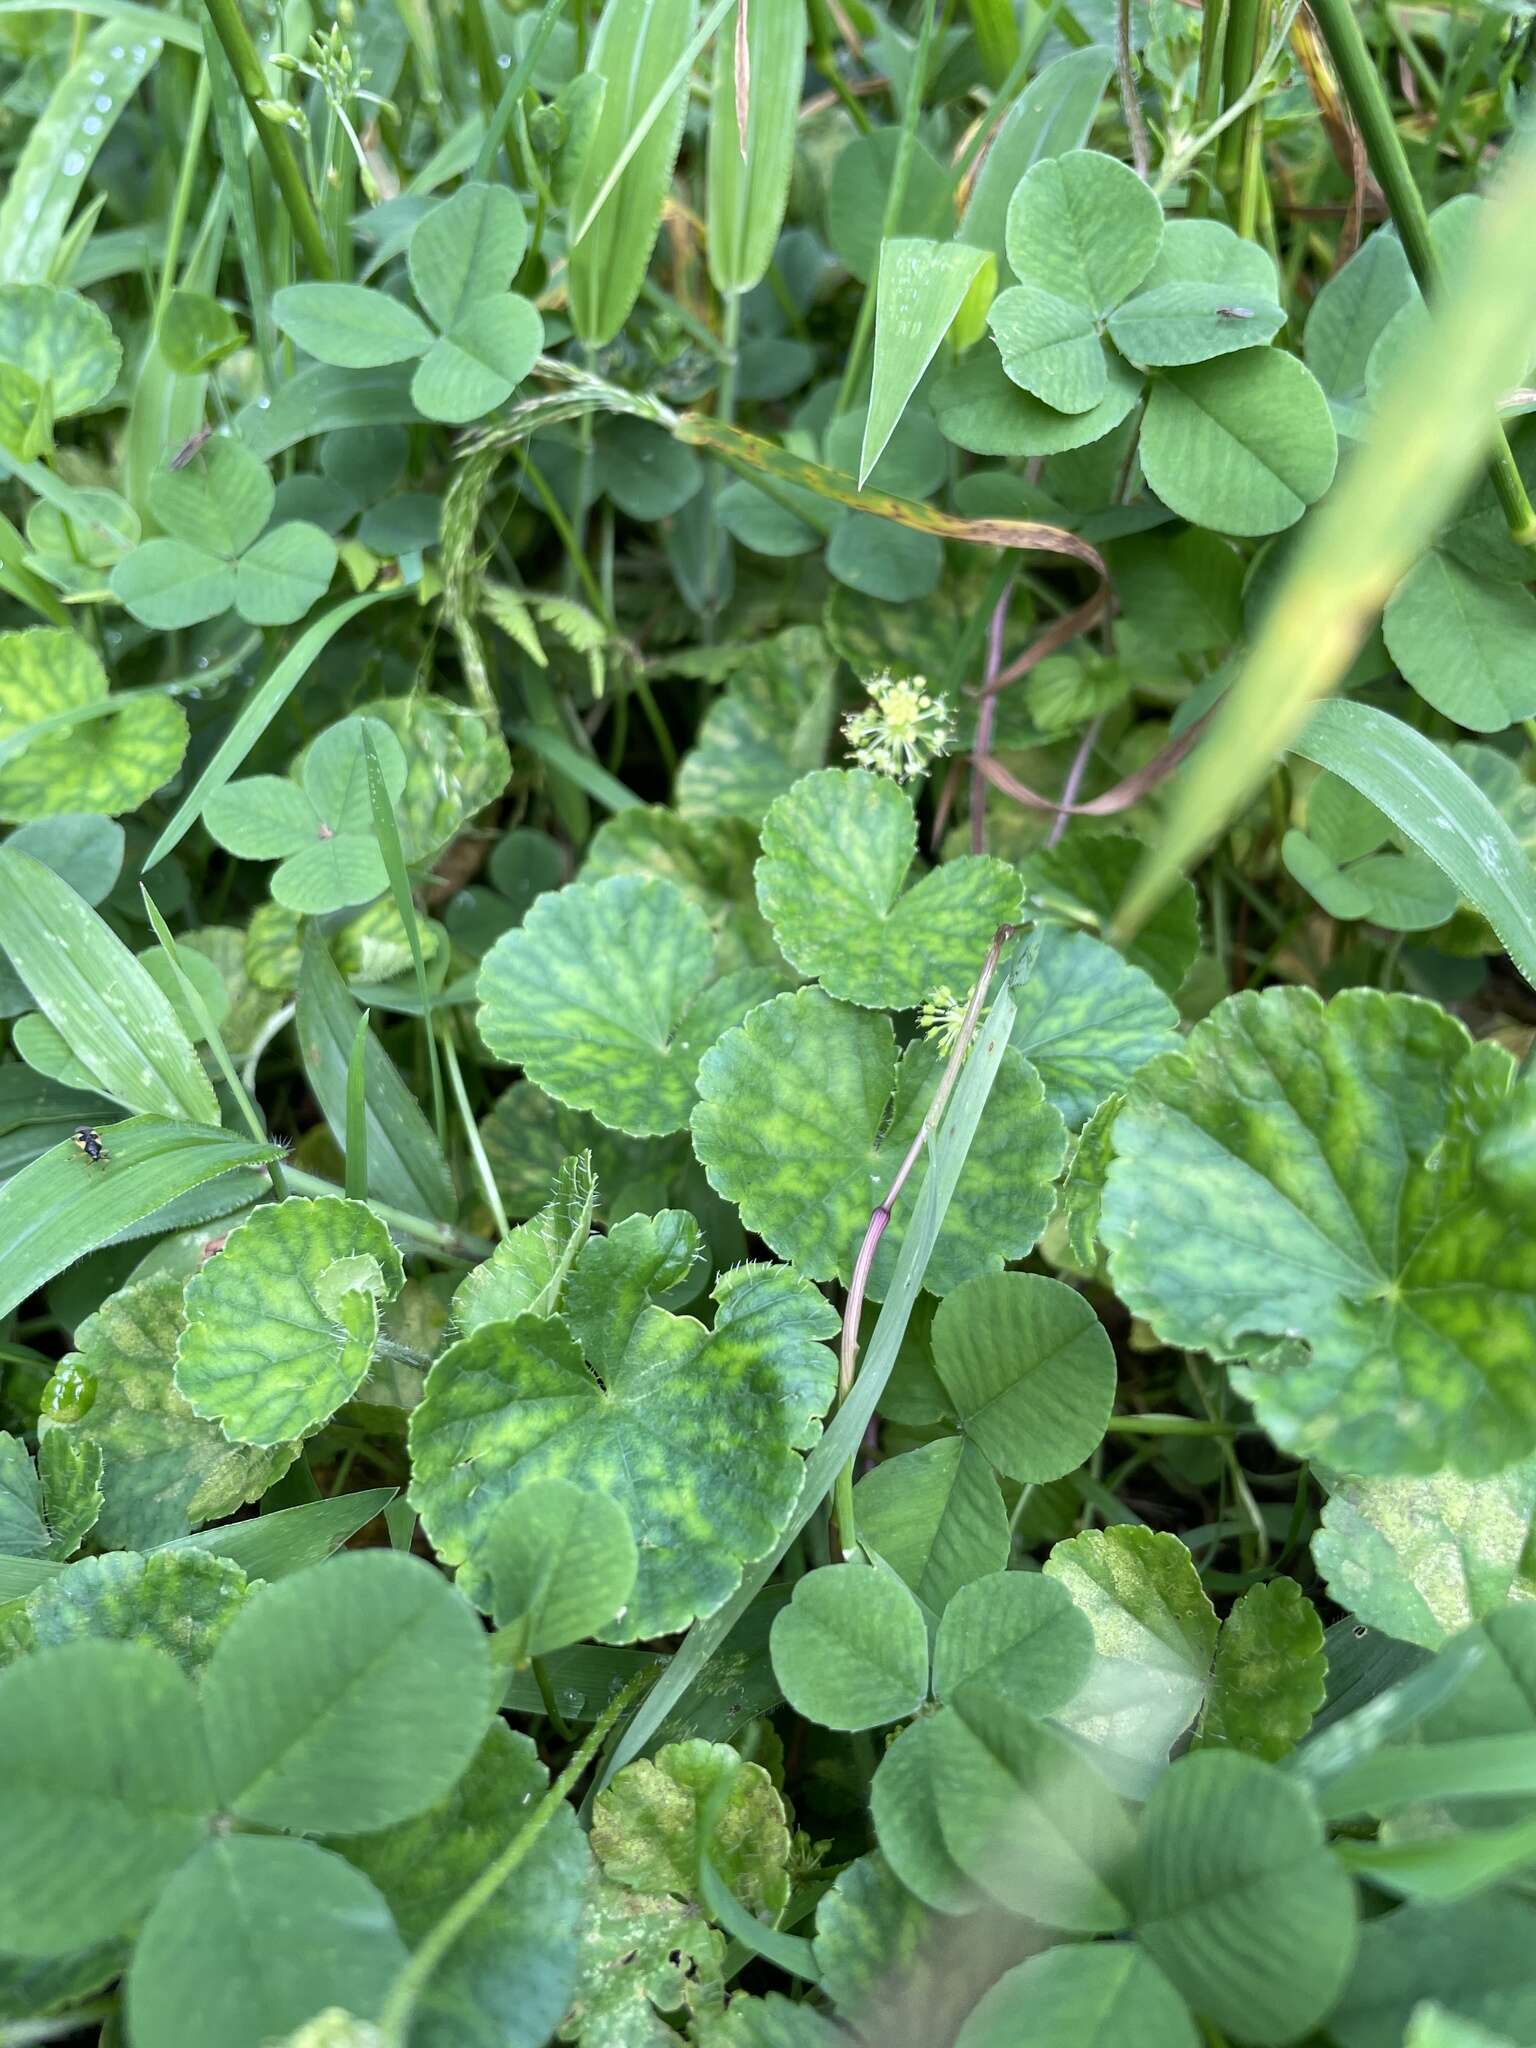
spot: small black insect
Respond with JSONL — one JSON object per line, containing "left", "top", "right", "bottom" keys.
{"left": 1216, "top": 305, "right": 1255, "bottom": 321}
{"left": 73, "top": 1126, "right": 108, "bottom": 1166}
{"left": 168, "top": 425, "right": 214, "bottom": 471}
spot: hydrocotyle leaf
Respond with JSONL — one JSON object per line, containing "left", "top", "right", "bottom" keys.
{"left": 478, "top": 873, "right": 782, "bottom": 1136}
{"left": 175, "top": 1197, "right": 405, "bottom": 1445}
{"left": 1100, "top": 985, "right": 1536, "bottom": 1477}
{"left": 692, "top": 987, "right": 1067, "bottom": 1297}
{"left": 1004, "top": 925, "right": 1180, "bottom": 1127}
{"left": 754, "top": 770, "right": 1021, "bottom": 1008}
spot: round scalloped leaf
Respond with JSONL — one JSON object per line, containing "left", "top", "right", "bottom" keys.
{"left": 7, "top": 1549, "right": 248, "bottom": 1676}
{"left": 408, "top": 1262, "right": 838, "bottom": 1638}
{"left": 1199, "top": 1578, "right": 1326, "bottom": 1762}
{"left": 674, "top": 627, "right": 840, "bottom": 826}
{"left": 1140, "top": 351, "right": 1337, "bottom": 537}
{"left": 1020, "top": 832, "right": 1200, "bottom": 997}
{"left": 44, "top": 1275, "right": 293, "bottom": 1548}
{"left": 1312, "top": 1460, "right": 1536, "bottom": 1649}
{"left": 692, "top": 987, "right": 1067, "bottom": 1298}
{"left": 755, "top": 770, "right": 1022, "bottom": 1010}
{"left": 957, "top": 1946, "right": 1198, "bottom": 2048}
{"left": 1129, "top": 1752, "right": 1356, "bottom": 2047}
{"left": 0, "top": 629, "right": 188, "bottom": 822}
{"left": 769, "top": 1563, "right": 930, "bottom": 1731}
{"left": 478, "top": 874, "right": 784, "bottom": 1136}
{"left": 593, "top": 1738, "right": 792, "bottom": 1917}
{"left": 931, "top": 1272, "right": 1116, "bottom": 1483}
{"left": 1007, "top": 925, "right": 1180, "bottom": 1127}
{"left": 582, "top": 808, "right": 776, "bottom": 970}
{"left": 1004, "top": 150, "right": 1163, "bottom": 316}
{"left": 361, "top": 694, "right": 512, "bottom": 862}
{"left": 1383, "top": 549, "right": 1536, "bottom": 732}
{"left": 176, "top": 1198, "right": 404, "bottom": 1446}
{"left": 1100, "top": 986, "right": 1536, "bottom": 1477}
{"left": 0, "top": 283, "right": 121, "bottom": 424}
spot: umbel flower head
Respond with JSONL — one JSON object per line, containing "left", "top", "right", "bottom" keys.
{"left": 917, "top": 982, "right": 975, "bottom": 1058}
{"left": 842, "top": 672, "right": 954, "bottom": 783}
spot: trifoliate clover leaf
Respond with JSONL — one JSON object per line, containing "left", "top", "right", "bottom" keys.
{"left": 477, "top": 874, "right": 784, "bottom": 1137}
{"left": 1197, "top": 1578, "right": 1326, "bottom": 1762}
{"left": 408, "top": 1258, "right": 838, "bottom": 1637}
{"left": 1100, "top": 986, "right": 1536, "bottom": 1477}
{"left": 2, "top": 1550, "right": 248, "bottom": 1677}
{"left": 1006, "top": 926, "right": 1180, "bottom": 1128}
{"left": 987, "top": 286, "right": 1107, "bottom": 413}
{"left": 176, "top": 1197, "right": 404, "bottom": 1445}
{"left": 592, "top": 1739, "right": 791, "bottom": 1916}
{"left": 0, "top": 629, "right": 188, "bottom": 822}
{"left": 336, "top": 1723, "right": 589, "bottom": 2048}
{"left": 0, "top": 284, "right": 120, "bottom": 457}
{"left": 204, "top": 714, "right": 408, "bottom": 916}
{"left": 44, "top": 1273, "right": 293, "bottom": 1548}
{"left": 110, "top": 437, "right": 337, "bottom": 629}
{"left": 853, "top": 1437, "right": 1008, "bottom": 1616}
{"left": 276, "top": 185, "right": 542, "bottom": 425}
{"left": 1045, "top": 1526, "right": 1218, "bottom": 1789}
{"left": 755, "top": 770, "right": 1021, "bottom": 1009}
{"left": 691, "top": 988, "right": 1067, "bottom": 1298}
{"left": 931, "top": 1569, "right": 1095, "bottom": 1717}
{"left": 1312, "top": 1459, "right": 1536, "bottom": 1649}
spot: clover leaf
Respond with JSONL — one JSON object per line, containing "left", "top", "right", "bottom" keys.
{"left": 110, "top": 437, "right": 338, "bottom": 629}
{"left": 483, "top": 1478, "right": 639, "bottom": 1660}
{"left": 692, "top": 987, "right": 1067, "bottom": 1297}
{"left": 275, "top": 184, "right": 542, "bottom": 424}
{"left": 175, "top": 1197, "right": 405, "bottom": 1446}
{"left": 755, "top": 770, "right": 1022, "bottom": 1010}
{"left": 1283, "top": 768, "right": 1460, "bottom": 930}
{"left": 769, "top": 1562, "right": 930, "bottom": 1731}
{"left": 408, "top": 1250, "right": 838, "bottom": 1638}
{"left": 1100, "top": 985, "right": 1536, "bottom": 1477}
{"left": 0, "top": 629, "right": 188, "bottom": 822}
{"left": 0, "top": 284, "right": 120, "bottom": 459}
{"left": 478, "top": 874, "right": 784, "bottom": 1137}
{"left": 957, "top": 1948, "right": 1198, "bottom": 2048}
{"left": 204, "top": 714, "right": 409, "bottom": 916}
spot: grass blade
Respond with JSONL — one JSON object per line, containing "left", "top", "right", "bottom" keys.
{"left": 295, "top": 927, "right": 455, "bottom": 1222}
{"left": 0, "top": 850, "right": 217, "bottom": 1125}
{"left": 345, "top": 1009, "right": 371, "bottom": 1203}
{"left": 0, "top": 1117, "right": 280, "bottom": 1320}
{"left": 1292, "top": 700, "right": 1536, "bottom": 987}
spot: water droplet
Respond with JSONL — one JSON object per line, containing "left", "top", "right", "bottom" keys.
{"left": 61, "top": 150, "right": 86, "bottom": 177}
{"left": 88, "top": 68, "right": 105, "bottom": 83}
{"left": 42, "top": 1364, "right": 97, "bottom": 1423}
{"left": 130, "top": 44, "right": 146, "bottom": 60}
{"left": 497, "top": 51, "right": 511, "bottom": 67}
{"left": 195, "top": 655, "right": 210, "bottom": 671}
{"left": 257, "top": 395, "right": 271, "bottom": 410}
{"left": 82, "top": 115, "right": 102, "bottom": 136}
{"left": 109, "top": 44, "right": 124, "bottom": 59}
{"left": 95, "top": 94, "right": 113, "bottom": 111}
